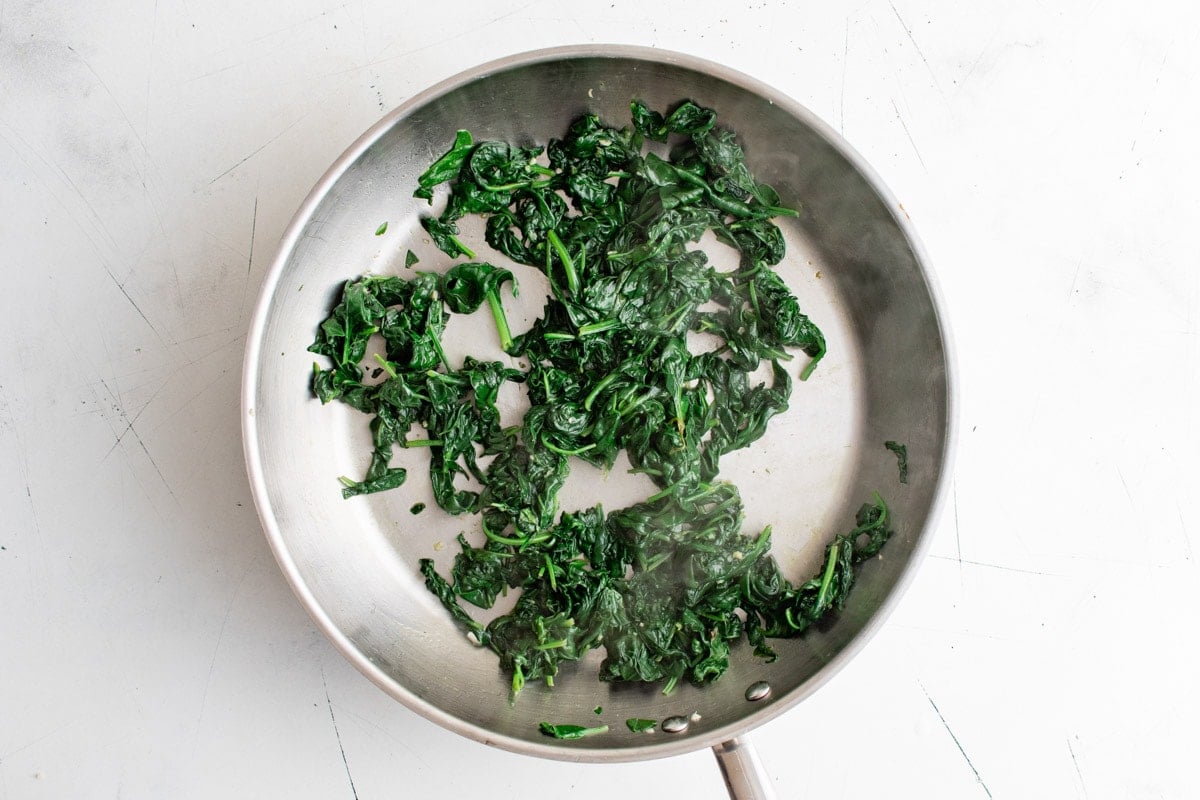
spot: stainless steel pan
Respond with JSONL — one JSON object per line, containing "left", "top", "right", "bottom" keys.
{"left": 242, "top": 45, "right": 954, "bottom": 798}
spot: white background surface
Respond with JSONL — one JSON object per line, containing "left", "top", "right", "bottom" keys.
{"left": 2, "top": 1, "right": 1197, "bottom": 798}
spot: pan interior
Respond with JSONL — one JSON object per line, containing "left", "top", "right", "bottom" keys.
{"left": 245, "top": 49, "right": 949, "bottom": 761}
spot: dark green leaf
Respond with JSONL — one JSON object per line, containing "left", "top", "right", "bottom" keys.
{"left": 664, "top": 100, "right": 716, "bottom": 135}
{"left": 339, "top": 466, "right": 407, "bottom": 498}
{"left": 421, "top": 216, "right": 473, "bottom": 258}
{"left": 885, "top": 440, "right": 908, "bottom": 484}
{"left": 538, "top": 722, "right": 610, "bottom": 740}
{"left": 630, "top": 99, "right": 667, "bottom": 141}
{"left": 414, "top": 129, "right": 473, "bottom": 201}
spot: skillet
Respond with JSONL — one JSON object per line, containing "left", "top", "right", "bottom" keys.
{"left": 242, "top": 45, "right": 954, "bottom": 798}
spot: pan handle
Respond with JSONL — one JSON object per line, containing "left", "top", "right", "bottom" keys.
{"left": 712, "top": 737, "right": 775, "bottom": 800}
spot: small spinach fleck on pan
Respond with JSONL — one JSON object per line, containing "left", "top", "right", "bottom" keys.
{"left": 885, "top": 440, "right": 908, "bottom": 484}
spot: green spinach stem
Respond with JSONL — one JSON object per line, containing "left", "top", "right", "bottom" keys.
{"left": 485, "top": 288, "right": 514, "bottom": 352}
{"left": 546, "top": 229, "right": 579, "bottom": 295}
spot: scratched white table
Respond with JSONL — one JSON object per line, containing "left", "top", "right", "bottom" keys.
{"left": 2, "top": 1, "right": 1196, "bottom": 798}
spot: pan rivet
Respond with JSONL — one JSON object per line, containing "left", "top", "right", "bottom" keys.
{"left": 661, "top": 715, "right": 690, "bottom": 734}
{"left": 745, "top": 681, "right": 772, "bottom": 702}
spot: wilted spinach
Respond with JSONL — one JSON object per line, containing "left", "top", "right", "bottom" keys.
{"left": 309, "top": 100, "right": 893, "bottom": 700}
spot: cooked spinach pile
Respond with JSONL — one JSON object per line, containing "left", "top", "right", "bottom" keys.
{"left": 309, "top": 100, "right": 893, "bottom": 697}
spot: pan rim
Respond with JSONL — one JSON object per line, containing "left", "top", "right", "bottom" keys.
{"left": 241, "top": 42, "right": 957, "bottom": 763}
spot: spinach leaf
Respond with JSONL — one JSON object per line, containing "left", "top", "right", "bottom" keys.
{"left": 422, "top": 216, "right": 473, "bottom": 258}
{"left": 337, "top": 457, "right": 406, "bottom": 499}
{"left": 886, "top": 440, "right": 909, "bottom": 484}
{"left": 414, "top": 129, "right": 473, "bottom": 201}
{"left": 440, "top": 262, "right": 517, "bottom": 352}
{"left": 538, "top": 722, "right": 610, "bottom": 740}
{"left": 631, "top": 99, "right": 716, "bottom": 141}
